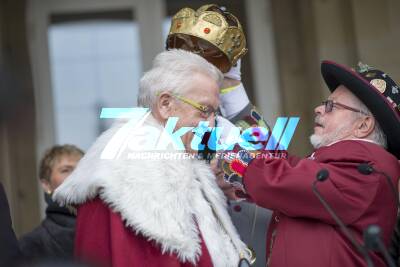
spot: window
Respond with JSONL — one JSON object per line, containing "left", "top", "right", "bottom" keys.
{"left": 48, "top": 12, "right": 141, "bottom": 150}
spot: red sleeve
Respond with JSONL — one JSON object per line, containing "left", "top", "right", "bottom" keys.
{"left": 74, "top": 198, "right": 184, "bottom": 267}
{"left": 243, "top": 155, "right": 380, "bottom": 225}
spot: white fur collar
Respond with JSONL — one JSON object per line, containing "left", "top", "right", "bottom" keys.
{"left": 53, "top": 115, "right": 247, "bottom": 266}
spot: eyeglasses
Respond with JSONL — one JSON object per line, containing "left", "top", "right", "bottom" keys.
{"left": 172, "top": 93, "right": 219, "bottom": 118}
{"left": 321, "top": 100, "right": 369, "bottom": 115}
{"left": 156, "top": 91, "right": 218, "bottom": 118}
{"left": 156, "top": 92, "right": 219, "bottom": 118}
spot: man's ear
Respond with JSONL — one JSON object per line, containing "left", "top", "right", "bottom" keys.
{"left": 354, "top": 116, "right": 375, "bottom": 138}
{"left": 156, "top": 92, "right": 174, "bottom": 120}
{"left": 40, "top": 179, "right": 52, "bottom": 194}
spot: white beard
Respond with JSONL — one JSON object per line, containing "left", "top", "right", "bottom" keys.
{"left": 310, "top": 121, "right": 354, "bottom": 149}
{"left": 309, "top": 134, "right": 324, "bottom": 149}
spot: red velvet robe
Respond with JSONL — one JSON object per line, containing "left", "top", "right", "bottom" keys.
{"left": 74, "top": 198, "right": 213, "bottom": 267}
{"left": 244, "top": 140, "right": 400, "bottom": 267}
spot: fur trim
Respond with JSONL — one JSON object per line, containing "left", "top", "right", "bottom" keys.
{"left": 53, "top": 115, "right": 247, "bottom": 266}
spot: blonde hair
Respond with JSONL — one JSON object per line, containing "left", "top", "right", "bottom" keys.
{"left": 39, "top": 144, "right": 84, "bottom": 182}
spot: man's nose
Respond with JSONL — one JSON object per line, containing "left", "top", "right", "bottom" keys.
{"left": 314, "top": 103, "right": 324, "bottom": 115}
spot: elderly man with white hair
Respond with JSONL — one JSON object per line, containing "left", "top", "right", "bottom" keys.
{"left": 53, "top": 49, "right": 251, "bottom": 267}
{"left": 220, "top": 61, "right": 400, "bottom": 267}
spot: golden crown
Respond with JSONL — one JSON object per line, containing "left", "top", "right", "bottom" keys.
{"left": 166, "top": 4, "right": 248, "bottom": 73}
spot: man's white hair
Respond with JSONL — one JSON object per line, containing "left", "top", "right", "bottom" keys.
{"left": 353, "top": 97, "right": 387, "bottom": 148}
{"left": 137, "top": 49, "right": 223, "bottom": 108}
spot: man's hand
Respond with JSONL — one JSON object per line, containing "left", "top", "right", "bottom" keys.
{"left": 210, "top": 158, "right": 240, "bottom": 200}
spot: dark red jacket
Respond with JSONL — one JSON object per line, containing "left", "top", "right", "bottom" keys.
{"left": 74, "top": 198, "right": 213, "bottom": 267}
{"left": 244, "top": 140, "right": 400, "bottom": 267}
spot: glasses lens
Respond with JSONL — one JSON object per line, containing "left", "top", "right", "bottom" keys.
{"left": 324, "top": 100, "right": 333, "bottom": 113}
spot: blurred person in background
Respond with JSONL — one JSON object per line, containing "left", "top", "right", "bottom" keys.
{"left": 0, "top": 182, "right": 20, "bottom": 266}
{"left": 19, "top": 145, "right": 84, "bottom": 262}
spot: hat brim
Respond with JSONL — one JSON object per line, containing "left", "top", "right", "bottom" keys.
{"left": 321, "top": 60, "right": 400, "bottom": 159}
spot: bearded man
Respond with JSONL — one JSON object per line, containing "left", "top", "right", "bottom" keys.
{"left": 220, "top": 61, "right": 400, "bottom": 267}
